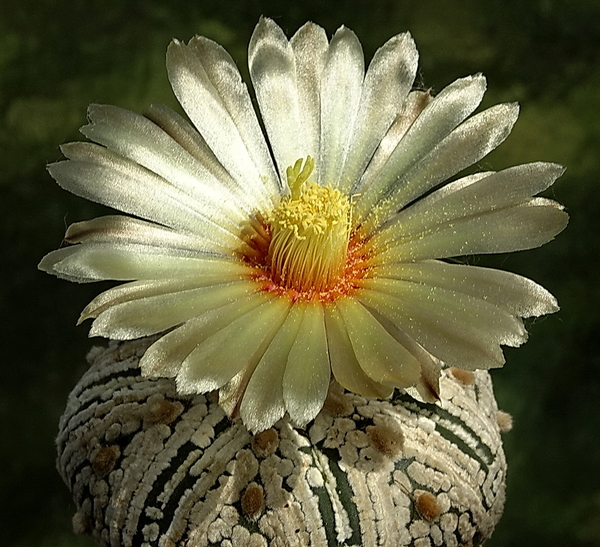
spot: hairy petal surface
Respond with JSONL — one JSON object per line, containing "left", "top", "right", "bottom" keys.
{"left": 290, "top": 22, "right": 329, "bottom": 178}
{"left": 140, "top": 293, "right": 271, "bottom": 378}
{"left": 356, "top": 274, "right": 532, "bottom": 370}
{"left": 249, "top": 17, "right": 328, "bottom": 181}
{"left": 82, "top": 104, "right": 259, "bottom": 216}
{"left": 143, "top": 103, "right": 261, "bottom": 208}
{"left": 323, "top": 304, "right": 394, "bottom": 398}
{"left": 363, "top": 103, "right": 520, "bottom": 231}
{"left": 318, "top": 26, "right": 365, "bottom": 189}
{"left": 377, "top": 162, "right": 565, "bottom": 241}
{"left": 368, "top": 308, "right": 442, "bottom": 402}
{"left": 167, "top": 35, "right": 280, "bottom": 208}
{"left": 371, "top": 260, "right": 559, "bottom": 317}
{"left": 78, "top": 270, "right": 251, "bottom": 323}
{"left": 338, "top": 31, "right": 418, "bottom": 194}
{"left": 39, "top": 242, "right": 240, "bottom": 283}
{"left": 359, "top": 90, "right": 432, "bottom": 192}
{"left": 63, "top": 215, "right": 230, "bottom": 255}
{"left": 370, "top": 198, "right": 568, "bottom": 263}
{"left": 50, "top": 143, "right": 242, "bottom": 243}
{"left": 355, "top": 74, "right": 487, "bottom": 222}
{"left": 240, "top": 304, "right": 306, "bottom": 433}
{"left": 283, "top": 301, "right": 331, "bottom": 427}
{"left": 88, "top": 280, "right": 261, "bottom": 339}
{"left": 176, "top": 294, "right": 291, "bottom": 394}
{"left": 335, "top": 297, "right": 421, "bottom": 387}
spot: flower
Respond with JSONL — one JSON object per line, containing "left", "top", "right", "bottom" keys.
{"left": 39, "top": 18, "right": 568, "bottom": 433}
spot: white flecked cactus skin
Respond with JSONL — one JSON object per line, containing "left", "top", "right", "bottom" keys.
{"left": 57, "top": 338, "right": 508, "bottom": 547}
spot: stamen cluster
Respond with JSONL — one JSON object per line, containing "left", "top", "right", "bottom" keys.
{"left": 266, "top": 158, "right": 352, "bottom": 292}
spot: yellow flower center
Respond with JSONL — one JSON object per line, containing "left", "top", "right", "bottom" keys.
{"left": 267, "top": 157, "right": 352, "bottom": 292}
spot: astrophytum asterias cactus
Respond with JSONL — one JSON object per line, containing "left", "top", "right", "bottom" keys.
{"left": 58, "top": 338, "right": 510, "bottom": 547}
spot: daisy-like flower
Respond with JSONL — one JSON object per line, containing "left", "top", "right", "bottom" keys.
{"left": 40, "top": 18, "right": 567, "bottom": 433}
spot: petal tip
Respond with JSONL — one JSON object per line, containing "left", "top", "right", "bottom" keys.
{"left": 37, "top": 253, "right": 53, "bottom": 273}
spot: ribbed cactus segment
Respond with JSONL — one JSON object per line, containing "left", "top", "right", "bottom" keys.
{"left": 57, "top": 339, "right": 507, "bottom": 547}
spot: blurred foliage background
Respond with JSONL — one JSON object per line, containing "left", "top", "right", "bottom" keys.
{"left": 1, "top": 0, "right": 599, "bottom": 545}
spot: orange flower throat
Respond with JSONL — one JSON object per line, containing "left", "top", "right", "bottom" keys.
{"left": 240, "top": 158, "right": 370, "bottom": 301}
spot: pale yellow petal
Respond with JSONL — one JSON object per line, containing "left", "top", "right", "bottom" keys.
{"left": 370, "top": 260, "right": 558, "bottom": 318}
{"left": 64, "top": 215, "right": 227, "bottom": 255}
{"left": 323, "top": 303, "right": 393, "bottom": 398}
{"left": 334, "top": 297, "right": 421, "bottom": 388}
{"left": 176, "top": 294, "right": 292, "bottom": 394}
{"left": 239, "top": 304, "right": 306, "bottom": 433}
{"left": 369, "top": 309, "right": 441, "bottom": 402}
{"left": 80, "top": 263, "right": 254, "bottom": 323}
{"left": 356, "top": 284, "right": 509, "bottom": 371}
{"left": 283, "top": 300, "right": 331, "bottom": 427}
{"left": 370, "top": 198, "right": 567, "bottom": 263}
{"left": 139, "top": 292, "right": 270, "bottom": 378}
{"left": 89, "top": 280, "right": 262, "bottom": 339}
{"left": 39, "top": 242, "right": 243, "bottom": 283}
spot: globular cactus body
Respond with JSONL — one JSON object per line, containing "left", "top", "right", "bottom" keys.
{"left": 58, "top": 339, "right": 507, "bottom": 547}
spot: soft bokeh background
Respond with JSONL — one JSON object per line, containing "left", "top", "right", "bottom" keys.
{"left": 1, "top": 0, "right": 599, "bottom": 545}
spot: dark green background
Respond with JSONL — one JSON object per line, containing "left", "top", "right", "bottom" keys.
{"left": 1, "top": 0, "right": 599, "bottom": 545}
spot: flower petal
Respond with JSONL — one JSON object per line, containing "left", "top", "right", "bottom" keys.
{"left": 290, "top": 22, "right": 329, "bottom": 175}
{"left": 249, "top": 18, "right": 328, "bottom": 181}
{"left": 371, "top": 198, "right": 568, "bottom": 263}
{"left": 88, "top": 279, "right": 262, "bottom": 339}
{"left": 364, "top": 103, "right": 520, "bottom": 230}
{"left": 239, "top": 303, "right": 306, "bottom": 433}
{"left": 367, "top": 308, "right": 442, "bottom": 402}
{"left": 39, "top": 242, "right": 241, "bottom": 283}
{"left": 50, "top": 143, "right": 242, "bottom": 243}
{"left": 81, "top": 104, "right": 259, "bottom": 216}
{"left": 317, "top": 26, "right": 364, "bottom": 189}
{"left": 144, "top": 103, "right": 263, "bottom": 205}
{"left": 323, "top": 304, "right": 394, "bottom": 398}
{"left": 166, "top": 35, "right": 280, "bottom": 206}
{"left": 359, "top": 90, "right": 432, "bottom": 192}
{"left": 248, "top": 17, "right": 299, "bottom": 180}
{"left": 63, "top": 215, "right": 228, "bottom": 254}
{"left": 176, "top": 294, "right": 291, "bottom": 394}
{"left": 334, "top": 297, "right": 421, "bottom": 387}
{"left": 140, "top": 292, "right": 271, "bottom": 377}
{"left": 283, "top": 300, "right": 331, "bottom": 427}
{"left": 371, "top": 260, "right": 559, "bottom": 317}
{"left": 355, "top": 74, "right": 487, "bottom": 221}
{"left": 357, "top": 275, "right": 530, "bottom": 370}
{"left": 338, "top": 32, "right": 418, "bottom": 194}
{"left": 79, "top": 263, "right": 253, "bottom": 323}
{"left": 377, "top": 162, "right": 565, "bottom": 242}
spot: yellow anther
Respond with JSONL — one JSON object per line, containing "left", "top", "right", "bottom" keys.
{"left": 268, "top": 158, "right": 351, "bottom": 292}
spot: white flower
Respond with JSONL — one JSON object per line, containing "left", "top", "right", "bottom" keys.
{"left": 39, "top": 18, "right": 567, "bottom": 433}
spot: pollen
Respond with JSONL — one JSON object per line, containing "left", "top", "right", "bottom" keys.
{"left": 267, "top": 157, "right": 352, "bottom": 292}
